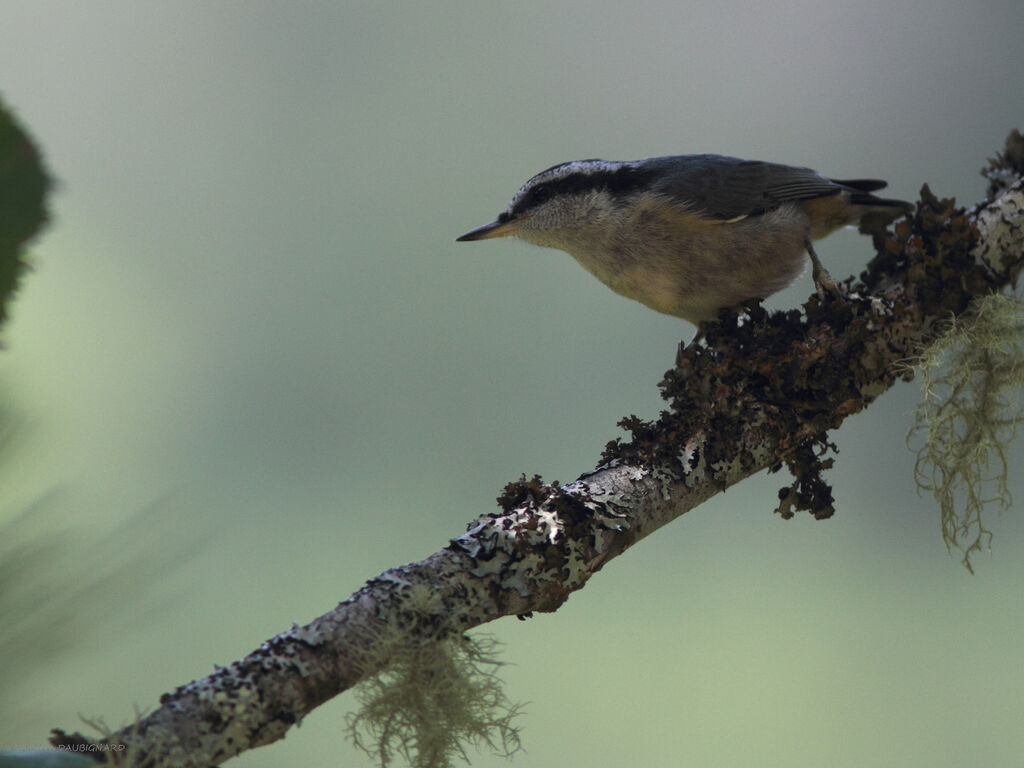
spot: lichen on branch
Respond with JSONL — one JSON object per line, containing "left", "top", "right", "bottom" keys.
{"left": 907, "top": 293, "right": 1024, "bottom": 572}
{"left": 346, "top": 633, "right": 523, "bottom": 768}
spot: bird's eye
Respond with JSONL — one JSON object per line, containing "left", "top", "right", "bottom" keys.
{"left": 530, "top": 184, "right": 552, "bottom": 205}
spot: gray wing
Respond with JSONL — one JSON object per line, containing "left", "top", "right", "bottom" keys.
{"left": 648, "top": 154, "right": 851, "bottom": 220}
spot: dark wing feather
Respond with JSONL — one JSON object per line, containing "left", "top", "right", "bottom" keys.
{"left": 649, "top": 154, "right": 848, "bottom": 220}
{"left": 829, "top": 178, "right": 888, "bottom": 193}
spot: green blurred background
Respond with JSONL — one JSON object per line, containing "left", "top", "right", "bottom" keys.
{"left": 1, "top": 1, "right": 1022, "bottom": 766}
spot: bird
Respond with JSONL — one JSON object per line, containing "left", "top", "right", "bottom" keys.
{"left": 456, "top": 154, "right": 911, "bottom": 326}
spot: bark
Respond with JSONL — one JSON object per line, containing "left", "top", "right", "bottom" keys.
{"left": 51, "top": 132, "right": 1024, "bottom": 768}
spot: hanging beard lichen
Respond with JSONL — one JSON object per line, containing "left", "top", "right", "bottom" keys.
{"left": 907, "top": 293, "right": 1024, "bottom": 572}
{"left": 345, "top": 632, "right": 524, "bottom": 768}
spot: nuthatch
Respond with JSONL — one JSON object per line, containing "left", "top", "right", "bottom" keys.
{"left": 456, "top": 155, "right": 911, "bottom": 325}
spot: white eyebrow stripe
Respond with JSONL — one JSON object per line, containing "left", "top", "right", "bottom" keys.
{"left": 507, "top": 159, "right": 642, "bottom": 210}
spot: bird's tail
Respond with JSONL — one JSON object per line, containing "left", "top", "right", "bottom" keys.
{"left": 833, "top": 178, "right": 913, "bottom": 234}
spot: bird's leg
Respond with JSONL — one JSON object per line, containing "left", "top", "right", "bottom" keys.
{"left": 676, "top": 323, "right": 707, "bottom": 366}
{"left": 806, "top": 238, "right": 842, "bottom": 301}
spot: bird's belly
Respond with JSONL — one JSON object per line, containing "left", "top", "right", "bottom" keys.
{"left": 605, "top": 266, "right": 701, "bottom": 318}
{"left": 559, "top": 205, "right": 812, "bottom": 323}
{"left": 569, "top": 238, "right": 808, "bottom": 323}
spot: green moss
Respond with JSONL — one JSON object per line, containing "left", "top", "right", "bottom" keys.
{"left": 907, "top": 293, "right": 1024, "bottom": 572}
{"left": 346, "top": 634, "right": 523, "bottom": 768}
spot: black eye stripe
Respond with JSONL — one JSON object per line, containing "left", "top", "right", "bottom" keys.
{"left": 508, "top": 165, "right": 656, "bottom": 218}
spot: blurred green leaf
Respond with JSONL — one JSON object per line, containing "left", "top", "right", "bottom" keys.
{"left": 0, "top": 95, "right": 52, "bottom": 332}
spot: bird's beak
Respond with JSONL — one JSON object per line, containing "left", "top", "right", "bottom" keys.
{"left": 456, "top": 217, "right": 522, "bottom": 242}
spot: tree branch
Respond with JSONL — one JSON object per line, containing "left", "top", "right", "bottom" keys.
{"left": 51, "top": 132, "right": 1024, "bottom": 768}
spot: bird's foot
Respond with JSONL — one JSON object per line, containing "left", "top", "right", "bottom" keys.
{"left": 807, "top": 240, "right": 844, "bottom": 302}
{"left": 676, "top": 324, "right": 707, "bottom": 367}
